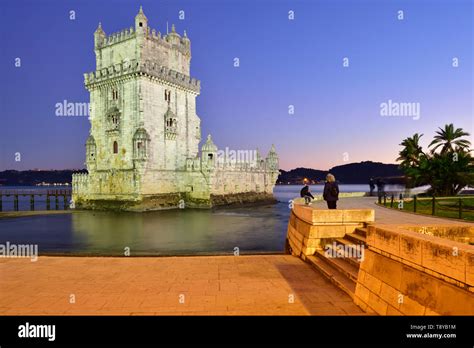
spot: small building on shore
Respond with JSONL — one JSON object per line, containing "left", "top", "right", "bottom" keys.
{"left": 72, "top": 7, "right": 279, "bottom": 211}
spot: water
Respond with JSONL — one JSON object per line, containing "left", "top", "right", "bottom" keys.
{"left": 0, "top": 185, "right": 375, "bottom": 256}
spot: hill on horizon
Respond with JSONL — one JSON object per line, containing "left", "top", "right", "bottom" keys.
{"left": 278, "top": 161, "right": 403, "bottom": 184}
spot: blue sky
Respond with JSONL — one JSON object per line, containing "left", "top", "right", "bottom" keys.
{"left": 0, "top": 0, "right": 472, "bottom": 170}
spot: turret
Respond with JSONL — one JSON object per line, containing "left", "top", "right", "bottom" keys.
{"left": 85, "top": 134, "right": 96, "bottom": 171}
{"left": 265, "top": 144, "right": 279, "bottom": 171}
{"left": 94, "top": 22, "right": 106, "bottom": 48}
{"left": 201, "top": 134, "right": 218, "bottom": 169}
{"left": 135, "top": 6, "right": 148, "bottom": 35}
{"left": 255, "top": 148, "right": 264, "bottom": 168}
{"left": 166, "top": 24, "right": 181, "bottom": 45}
{"left": 181, "top": 30, "right": 191, "bottom": 51}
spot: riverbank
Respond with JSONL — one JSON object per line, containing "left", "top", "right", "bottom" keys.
{"left": 0, "top": 210, "right": 73, "bottom": 219}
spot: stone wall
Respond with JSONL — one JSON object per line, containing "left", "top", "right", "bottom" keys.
{"left": 210, "top": 192, "right": 276, "bottom": 208}
{"left": 286, "top": 203, "right": 374, "bottom": 259}
{"left": 354, "top": 225, "right": 474, "bottom": 315}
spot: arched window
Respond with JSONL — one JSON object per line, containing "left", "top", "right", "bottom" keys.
{"left": 113, "top": 141, "right": 118, "bottom": 154}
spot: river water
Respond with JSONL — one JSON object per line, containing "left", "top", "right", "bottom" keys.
{"left": 0, "top": 185, "right": 373, "bottom": 256}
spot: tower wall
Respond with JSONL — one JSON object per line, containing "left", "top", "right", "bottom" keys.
{"left": 141, "top": 35, "right": 191, "bottom": 76}
{"left": 88, "top": 78, "right": 138, "bottom": 172}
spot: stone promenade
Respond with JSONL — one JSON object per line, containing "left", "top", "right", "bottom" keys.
{"left": 0, "top": 255, "right": 365, "bottom": 315}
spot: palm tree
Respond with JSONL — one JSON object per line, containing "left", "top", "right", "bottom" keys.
{"left": 429, "top": 123, "right": 471, "bottom": 154}
{"left": 397, "top": 125, "right": 474, "bottom": 195}
{"left": 397, "top": 133, "right": 425, "bottom": 169}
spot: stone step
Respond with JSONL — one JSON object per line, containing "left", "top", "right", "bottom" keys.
{"left": 334, "top": 238, "right": 365, "bottom": 268}
{"left": 344, "top": 232, "right": 367, "bottom": 246}
{"left": 314, "top": 249, "right": 359, "bottom": 282}
{"left": 307, "top": 255, "right": 356, "bottom": 299}
{"left": 335, "top": 237, "right": 361, "bottom": 250}
{"left": 354, "top": 227, "right": 367, "bottom": 238}
{"left": 323, "top": 243, "right": 362, "bottom": 269}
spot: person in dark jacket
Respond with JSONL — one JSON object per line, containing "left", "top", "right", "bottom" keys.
{"left": 300, "top": 184, "right": 314, "bottom": 205}
{"left": 376, "top": 178, "right": 385, "bottom": 198}
{"left": 323, "top": 173, "right": 339, "bottom": 209}
{"left": 369, "top": 178, "right": 375, "bottom": 196}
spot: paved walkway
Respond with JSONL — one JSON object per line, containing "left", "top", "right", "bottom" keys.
{"left": 0, "top": 255, "right": 365, "bottom": 315}
{"left": 310, "top": 197, "right": 473, "bottom": 226}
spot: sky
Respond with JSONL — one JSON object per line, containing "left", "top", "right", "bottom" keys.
{"left": 0, "top": 0, "right": 472, "bottom": 171}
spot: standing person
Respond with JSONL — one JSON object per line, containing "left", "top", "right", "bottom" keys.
{"left": 300, "top": 184, "right": 314, "bottom": 205}
{"left": 369, "top": 178, "right": 375, "bottom": 196}
{"left": 376, "top": 178, "right": 385, "bottom": 198}
{"left": 323, "top": 173, "right": 339, "bottom": 209}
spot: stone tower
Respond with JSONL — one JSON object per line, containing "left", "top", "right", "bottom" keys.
{"left": 73, "top": 7, "right": 279, "bottom": 211}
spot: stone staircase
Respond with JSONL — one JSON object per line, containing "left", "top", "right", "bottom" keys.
{"left": 307, "top": 225, "right": 369, "bottom": 299}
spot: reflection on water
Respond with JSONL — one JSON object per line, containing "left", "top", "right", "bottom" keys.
{"left": 0, "top": 185, "right": 382, "bottom": 256}
{"left": 66, "top": 205, "right": 288, "bottom": 255}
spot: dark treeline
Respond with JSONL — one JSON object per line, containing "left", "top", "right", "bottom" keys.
{"left": 278, "top": 161, "right": 404, "bottom": 185}
{"left": 0, "top": 170, "right": 87, "bottom": 186}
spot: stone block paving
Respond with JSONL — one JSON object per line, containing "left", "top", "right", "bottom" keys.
{"left": 0, "top": 255, "right": 365, "bottom": 316}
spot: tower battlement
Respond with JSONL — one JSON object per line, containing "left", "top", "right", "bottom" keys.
{"left": 84, "top": 59, "right": 200, "bottom": 93}
{"left": 93, "top": 7, "right": 191, "bottom": 76}
{"left": 96, "top": 26, "right": 191, "bottom": 56}
{"left": 99, "top": 27, "right": 135, "bottom": 47}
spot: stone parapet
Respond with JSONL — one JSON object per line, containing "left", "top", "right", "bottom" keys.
{"left": 292, "top": 202, "right": 374, "bottom": 225}
{"left": 354, "top": 225, "right": 474, "bottom": 315}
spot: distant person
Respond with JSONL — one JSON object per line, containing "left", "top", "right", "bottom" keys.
{"left": 369, "top": 178, "right": 375, "bottom": 196}
{"left": 376, "top": 178, "right": 385, "bottom": 198}
{"left": 323, "top": 173, "right": 339, "bottom": 209}
{"left": 300, "top": 184, "right": 314, "bottom": 205}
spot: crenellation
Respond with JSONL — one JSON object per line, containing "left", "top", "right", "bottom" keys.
{"left": 84, "top": 58, "right": 200, "bottom": 93}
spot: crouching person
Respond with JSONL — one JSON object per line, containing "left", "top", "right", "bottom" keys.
{"left": 300, "top": 184, "right": 314, "bottom": 205}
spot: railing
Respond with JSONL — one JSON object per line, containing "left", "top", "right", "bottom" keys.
{"left": 0, "top": 189, "right": 72, "bottom": 212}
{"left": 378, "top": 194, "right": 474, "bottom": 221}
